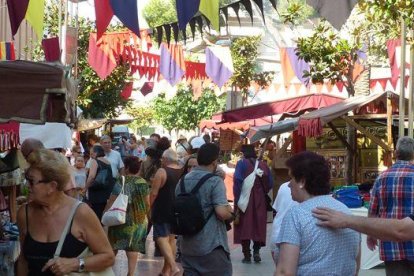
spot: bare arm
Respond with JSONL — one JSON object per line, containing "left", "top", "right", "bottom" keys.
{"left": 85, "top": 159, "right": 98, "bottom": 189}
{"left": 215, "top": 205, "right": 234, "bottom": 221}
{"left": 275, "top": 243, "right": 299, "bottom": 276}
{"left": 313, "top": 207, "right": 414, "bottom": 241}
{"left": 150, "top": 168, "right": 166, "bottom": 206}
{"left": 16, "top": 205, "right": 28, "bottom": 276}
{"left": 103, "top": 194, "right": 117, "bottom": 213}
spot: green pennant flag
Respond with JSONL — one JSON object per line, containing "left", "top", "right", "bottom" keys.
{"left": 199, "top": 0, "right": 219, "bottom": 31}
{"left": 25, "top": 0, "right": 45, "bottom": 40}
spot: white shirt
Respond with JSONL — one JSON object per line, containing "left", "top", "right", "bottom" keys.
{"left": 105, "top": 150, "right": 124, "bottom": 178}
{"left": 270, "top": 181, "right": 298, "bottom": 251}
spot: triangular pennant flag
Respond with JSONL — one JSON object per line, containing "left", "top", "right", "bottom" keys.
{"left": 221, "top": 7, "right": 229, "bottom": 26}
{"left": 159, "top": 43, "right": 186, "bottom": 86}
{"left": 109, "top": 0, "right": 140, "bottom": 37}
{"left": 199, "top": 0, "right": 219, "bottom": 31}
{"left": 25, "top": 0, "right": 45, "bottom": 40}
{"left": 176, "top": 0, "right": 201, "bottom": 30}
{"left": 6, "top": 0, "right": 29, "bottom": 37}
{"left": 240, "top": 0, "right": 253, "bottom": 24}
{"left": 268, "top": 0, "right": 277, "bottom": 10}
{"left": 164, "top": 24, "right": 172, "bottom": 46}
{"left": 195, "top": 16, "right": 204, "bottom": 34}
{"left": 230, "top": 2, "right": 241, "bottom": 26}
{"left": 203, "top": 15, "right": 211, "bottom": 31}
{"left": 252, "top": 0, "right": 265, "bottom": 23}
{"left": 182, "top": 29, "right": 187, "bottom": 44}
{"left": 205, "top": 46, "right": 234, "bottom": 87}
{"left": 171, "top": 23, "right": 180, "bottom": 43}
{"left": 156, "top": 26, "right": 164, "bottom": 46}
{"left": 95, "top": 0, "right": 113, "bottom": 39}
{"left": 306, "top": 0, "right": 358, "bottom": 30}
{"left": 189, "top": 18, "right": 197, "bottom": 40}
{"left": 121, "top": 83, "right": 134, "bottom": 99}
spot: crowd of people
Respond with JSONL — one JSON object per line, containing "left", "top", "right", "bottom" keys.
{"left": 15, "top": 132, "right": 414, "bottom": 276}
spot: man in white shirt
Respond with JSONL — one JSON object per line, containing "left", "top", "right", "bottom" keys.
{"left": 270, "top": 181, "right": 298, "bottom": 263}
{"left": 100, "top": 135, "right": 124, "bottom": 178}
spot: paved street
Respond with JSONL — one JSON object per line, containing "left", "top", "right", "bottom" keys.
{"left": 113, "top": 224, "right": 386, "bottom": 275}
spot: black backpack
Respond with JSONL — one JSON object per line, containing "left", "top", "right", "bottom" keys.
{"left": 172, "top": 173, "right": 216, "bottom": 236}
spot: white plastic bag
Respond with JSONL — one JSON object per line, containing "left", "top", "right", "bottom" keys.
{"left": 101, "top": 176, "right": 128, "bottom": 226}
{"left": 237, "top": 160, "right": 263, "bottom": 213}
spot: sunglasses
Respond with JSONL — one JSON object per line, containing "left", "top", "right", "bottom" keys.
{"left": 25, "top": 174, "right": 49, "bottom": 186}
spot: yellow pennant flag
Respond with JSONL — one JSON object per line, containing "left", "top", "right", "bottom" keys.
{"left": 25, "top": 0, "right": 45, "bottom": 40}
{"left": 199, "top": 0, "right": 219, "bottom": 31}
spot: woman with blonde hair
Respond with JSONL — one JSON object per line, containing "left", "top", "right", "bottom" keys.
{"left": 17, "top": 149, "right": 114, "bottom": 275}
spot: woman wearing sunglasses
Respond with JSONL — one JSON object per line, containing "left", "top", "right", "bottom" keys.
{"left": 17, "top": 149, "right": 114, "bottom": 276}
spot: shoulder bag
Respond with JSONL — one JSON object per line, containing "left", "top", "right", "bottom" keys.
{"left": 237, "top": 159, "right": 264, "bottom": 213}
{"left": 54, "top": 201, "right": 115, "bottom": 276}
{"left": 101, "top": 176, "right": 128, "bottom": 226}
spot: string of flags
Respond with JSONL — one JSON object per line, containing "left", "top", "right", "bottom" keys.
{"left": 6, "top": 0, "right": 45, "bottom": 40}
{"left": 0, "top": 42, "right": 16, "bottom": 60}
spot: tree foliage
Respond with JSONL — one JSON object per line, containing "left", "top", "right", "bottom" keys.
{"left": 230, "top": 36, "right": 261, "bottom": 97}
{"left": 31, "top": 2, "right": 132, "bottom": 119}
{"left": 142, "top": 0, "right": 177, "bottom": 28}
{"left": 126, "top": 105, "right": 155, "bottom": 133}
{"left": 152, "top": 85, "right": 225, "bottom": 132}
{"left": 279, "top": 0, "right": 315, "bottom": 25}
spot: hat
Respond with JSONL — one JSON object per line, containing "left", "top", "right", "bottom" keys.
{"left": 241, "top": 144, "right": 257, "bottom": 158}
{"left": 190, "top": 136, "right": 205, "bottom": 149}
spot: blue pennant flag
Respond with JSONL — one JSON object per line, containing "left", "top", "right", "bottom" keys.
{"left": 176, "top": 0, "right": 200, "bottom": 30}
{"left": 109, "top": 0, "right": 140, "bottom": 36}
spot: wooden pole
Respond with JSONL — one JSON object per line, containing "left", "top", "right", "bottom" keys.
{"left": 409, "top": 29, "right": 414, "bottom": 137}
{"left": 387, "top": 92, "right": 393, "bottom": 147}
{"left": 399, "top": 18, "right": 407, "bottom": 138}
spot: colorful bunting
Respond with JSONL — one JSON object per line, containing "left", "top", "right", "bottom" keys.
{"left": 88, "top": 33, "right": 117, "bottom": 80}
{"left": 240, "top": 0, "right": 254, "bottom": 24}
{"left": 386, "top": 39, "right": 410, "bottom": 88}
{"left": 0, "top": 42, "right": 16, "bottom": 60}
{"left": 252, "top": 0, "right": 265, "bottom": 23}
{"left": 110, "top": 0, "right": 140, "bottom": 37}
{"left": 6, "top": 0, "right": 29, "bottom": 37}
{"left": 94, "top": 0, "right": 113, "bottom": 39}
{"left": 159, "top": 43, "right": 186, "bottom": 86}
{"left": 121, "top": 83, "right": 134, "bottom": 99}
{"left": 41, "top": 37, "right": 60, "bottom": 62}
{"left": 25, "top": 0, "right": 45, "bottom": 40}
{"left": 205, "top": 46, "right": 234, "bottom": 87}
{"left": 199, "top": 0, "right": 220, "bottom": 31}
{"left": 306, "top": 0, "right": 358, "bottom": 30}
{"left": 285, "top": 48, "right": 310, "bottom": 85}
{"left": 176, "top": 0, "right": 200, "bottom": 30}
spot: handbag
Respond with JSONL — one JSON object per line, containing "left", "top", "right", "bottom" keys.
{"left": 101, "top": 176, "right": 128, "bottom": 226}
{"left": 54, "top": 201, "right": 115, "bottom": 276}
{"left": 237, "top": 159, "right": 263, "bottom": 213}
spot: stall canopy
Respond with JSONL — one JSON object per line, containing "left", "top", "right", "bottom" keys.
{"left": 0, "top": 60, "right": 77, "bottom": 124}
{"left": 247, "top": 91, "right": 394, "bottom": 143}
{"left": 212, "top": 93, "right": 345, "bottom": 123}
{"left": 77, "top": 119, "right": 107, "bottom": 132}
{"left": 200, "top": 115, "right": 281, "bottom": 131}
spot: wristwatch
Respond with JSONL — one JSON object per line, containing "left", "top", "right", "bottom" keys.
{"left": 78, "top": 258, "right": 85, "bottom": 272}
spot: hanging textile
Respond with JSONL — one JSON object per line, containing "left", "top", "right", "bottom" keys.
{"left": 0, "top": 122, "right": 19, "bottom": 152}
{"left": 141, "top": 82, "right": 154, "bottom": 96}
{"left": 0, "top": 42, "right": 16, "bottom": 60}
{"left": 199, "top": 0, "right": 220, "bottom": 31}
{"left": 25, "top": 0, "right": 45, "bottom": 40}
{"left": 159, "top": 43, "right": 186, "bottom": 86}
{"left": 279, "top": 48, "right": 296, "bottom": 86}
{"left": 120, "top": 83, "right": 133, "bottom": 99}
{"left": 285, "top": 48, "right": 310, "bottom": 85}
{"left": 41, "top": 37, "right": 60, "bottom": 62}
{"left": 205, "top": 46, "right": 234, "bottom": 87}
{"left": 109, "top": 0, "right": 140, "bottom": 37}
{"left": 387, "top": 39, "right": 410, "bottom": 88}
{"left": 87, "top": 33, "right": 117, "bottom": 80}
{"left": 185, "top": 61, "right": 207, "bottom": 80}
{"left": 95, "top": 0, "right": 114, "bottom": 39}
{"left": 306, "top": 0, "right": 358, "bottom": 30}
{"left": 6, "top": 0, "right": 29, "bottom": 37}
{"left": 176, "top": 0, "right": 200, "bottom": 30}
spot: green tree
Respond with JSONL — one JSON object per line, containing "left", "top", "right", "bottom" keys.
{"left": 31, "top": 2, "right": 132, "bottom": 119}
{"left": 230, "top": 36, "right": 261, "bottom": 103}
{"left": 142, "top": 0, "right": 177, "bottom": 28}
{"left": 126, "top": 105, "right": 155, "bottom": 134}
{"left": 153, "top": 85, "right": 225, "bottom": 132}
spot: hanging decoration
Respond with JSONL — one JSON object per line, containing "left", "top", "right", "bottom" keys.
{"left": 6, "top": 0, "right": 29, "bottom": 38}
{"left": 41, "top": 37, "right": 60, "bottom": 62}
{"left": 306, "top": 0, "right": 358, "bottom": 30}
{"left": 25, "top": 0, "right": 45, "bottom": 40}
{"left": 159, "top": 43, "right": 186, "bottom": 86}
{"left": 0, "top": 122, "right": 19, "bottom": 152}
{"left": 94, "top": 0, "right": 113, "bottom": 39}
{"left": 387, "top": 39, "right": 411, "bottom": 89}
{"left": 154, "top": 0, "right": 278, "bottom": 45}
{"left": 205, "top": 46, "right": 234, "bottom": 87}
{"left": 0, "top": 42, "right": 16, "bottom": 60}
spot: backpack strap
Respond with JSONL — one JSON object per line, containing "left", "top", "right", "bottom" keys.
{"left": 190, "top": 173, "right": 216, "bottom": 194}
{"left": 179, "top": 177, "right": 186, "bottom": 194}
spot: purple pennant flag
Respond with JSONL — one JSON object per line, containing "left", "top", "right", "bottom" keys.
{"left": 205, "top": 46, "right": 234, "bottom": 87}
{"left": 286, "top": 48, "right": 310, "bottom": 85}
{"left": 7, "top": 0, "right": 30, "bottom": 37}
{"left": 109, "top": 0, "right": 140, "bottom": 37}
{"left": 176, "top": 0, "right": 200, "bottom": 30}
{"left": 159, "top": 43, "right": 186, "bottom": 86}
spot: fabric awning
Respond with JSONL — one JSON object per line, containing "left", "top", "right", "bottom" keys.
{"left": 77, "top": 119, "right": 107, "bottom": 132}
{"left": 212, "top": 93, "right": 345, "bottom": 123}
{"left": 200, "top": 115, "right": 281, "bottom": 131}
{"left": 298, "top": 91, "right": 389, "bottom": 137}
{"left": 0, "top": 60, "right": 77, "bottom": 124}
{"left": 247, "top": 118, "right": 299, "bottom": 143}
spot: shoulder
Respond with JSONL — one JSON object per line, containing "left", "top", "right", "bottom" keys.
{"left": 74, "top": 202, "right": 97, "bottom": 222}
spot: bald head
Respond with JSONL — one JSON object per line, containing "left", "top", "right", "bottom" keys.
{"left": 21, "top": 138, "right": 45, "bottom": 159}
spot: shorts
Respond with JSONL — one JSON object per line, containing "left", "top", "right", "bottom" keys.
{"left": 153, "top": 223, "right": 172, "bottom": 238}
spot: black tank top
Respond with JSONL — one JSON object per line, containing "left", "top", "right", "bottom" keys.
{"left": 23, "top": 205, "right": 87, "bottom": 276}
{"left": 152, "top": 167, "right": 182, "bottom": 224}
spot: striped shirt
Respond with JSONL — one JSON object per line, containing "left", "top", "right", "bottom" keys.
{"left": 369, "top": 160, "right": 414, "bottom": 261}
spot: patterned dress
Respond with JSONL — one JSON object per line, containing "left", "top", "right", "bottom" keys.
{"left": 108, "top": 175, "right": 150, "bottom": 253}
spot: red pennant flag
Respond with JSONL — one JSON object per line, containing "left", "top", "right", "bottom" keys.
{"left": 121, "top": 83, "right": 133, "bottom": 99}
{"left": 95, "top": 0, "right": 113, "bottom": 39}
{"left": 7, "top": 0, "right": 30, "bottom": 37}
